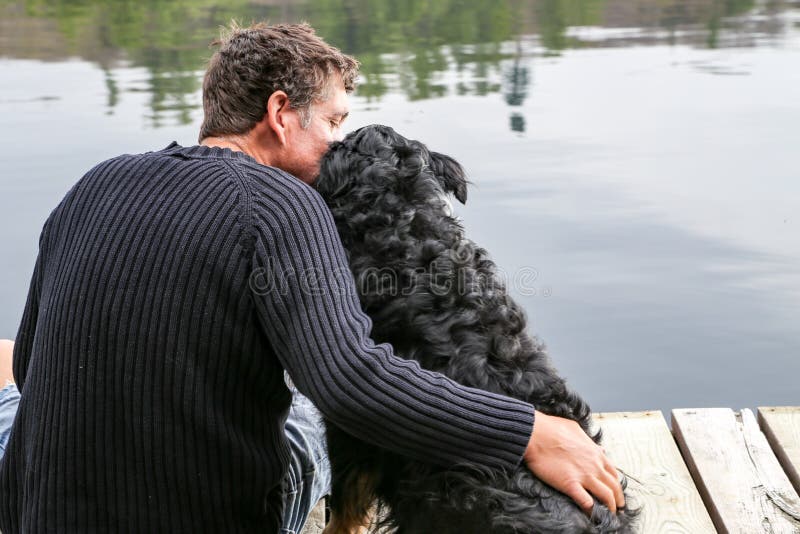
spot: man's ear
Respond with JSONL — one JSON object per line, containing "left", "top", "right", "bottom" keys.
{"left": 429, "top": 151, "right": 468, "bottom": 204}
{"left": 265, "top": 90, "right": 291, "bottom": 146}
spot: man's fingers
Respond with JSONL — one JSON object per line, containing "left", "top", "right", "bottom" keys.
{"left": 602, "top": 457, "right": 626, "bottom": 509}
{"left": 597, "top": 467, "right": 625, "bottom": 512}
{"left": 602, "top": 451, "right": 619, "bottom": 475}
{"left": 564, "top": 482, "right": 595, "bottom": 516}
{"left": 586, "top": 477, "right": 616, "bottom": 514}
{"left": 566, "top": 475, "right": 623, "bottom": 517}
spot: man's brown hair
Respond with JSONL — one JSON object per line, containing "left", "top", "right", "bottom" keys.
{"left": 199, "top": 22, "right": 359, "bottom": 142}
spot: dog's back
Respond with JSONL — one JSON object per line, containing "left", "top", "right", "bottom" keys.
{"left": 315, "top": 125, "right": 637, "bottom": 533}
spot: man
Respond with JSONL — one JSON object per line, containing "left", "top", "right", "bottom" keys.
{"left": 0, "top": 23, "right": 623, "bottom": 533}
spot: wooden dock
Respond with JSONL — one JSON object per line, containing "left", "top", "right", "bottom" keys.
{"left": 302, "top": 406, "right": 800, "bottom": 534}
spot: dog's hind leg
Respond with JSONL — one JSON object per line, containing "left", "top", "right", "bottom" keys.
{"left": 323, "top": 513, "right": 372, "bottom": 534}
{"left": 323, "top": 472, "right": 379, "bottom": 534}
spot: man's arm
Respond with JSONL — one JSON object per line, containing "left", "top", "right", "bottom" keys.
{"left": 248, "top": 166, "right": 533, "bottom": 470}
{"left": 246, "top": 165, "right": 625, "bottom": 512}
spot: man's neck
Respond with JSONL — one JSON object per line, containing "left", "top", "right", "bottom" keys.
{"left": 201, "top": 135, "right": 276, "bottom": 167}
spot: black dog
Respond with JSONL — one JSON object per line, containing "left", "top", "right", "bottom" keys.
{"left": 314, "top": 125, "right": 638, "bottom": 533}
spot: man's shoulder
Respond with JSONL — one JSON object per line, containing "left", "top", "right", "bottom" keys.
{"left": 79, "top": 145, "right": 202, "bottom": 181}
{"left": 82, "top": 150, "right": 147, "bottom": 175}
{"left": 64, "top": 146, "right": 232, "bottom": 201}
{"left": 52, "top": 145, "right": 245, "bottom": 227}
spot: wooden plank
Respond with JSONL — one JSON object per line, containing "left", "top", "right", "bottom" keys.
{"left": 672, "top": 407, "right": 800, "bottom": 534}
{"left": 592, "top": 411, "right": 715, "bottom": 533}
{"left": 759, "top": 407, "right": 800, "bottom": 497}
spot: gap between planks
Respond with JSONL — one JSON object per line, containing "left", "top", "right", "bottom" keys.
{"left": 760, "top": 407, "right": 800, "bottom": 498}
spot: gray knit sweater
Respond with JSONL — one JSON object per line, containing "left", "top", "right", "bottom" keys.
{"left": 0, "top": 143, "right": 534, "bottom": 533}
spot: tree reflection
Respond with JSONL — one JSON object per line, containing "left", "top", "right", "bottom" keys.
{"left": 0, "top": 0, "right": 787, "bottom": 130}
{"left": 5, "top": 0, "right": 285, "bottom": 126}
{"left": 707, "top": 0, "right": 756, "bottom": 48}
{"left": 504, "top": 41, "right": 530, "bottom": 133}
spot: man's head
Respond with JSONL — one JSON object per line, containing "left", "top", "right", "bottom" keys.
{"left": 200, "top": 22, "right": 359, "bottom": 183}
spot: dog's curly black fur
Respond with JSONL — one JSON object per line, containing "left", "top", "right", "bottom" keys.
{"left": 314, "top": 125, "right": 639, "bottom": 533}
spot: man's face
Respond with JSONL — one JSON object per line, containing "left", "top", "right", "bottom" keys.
{"left": 284, "top": 76, "right": 350, "bottom": 184}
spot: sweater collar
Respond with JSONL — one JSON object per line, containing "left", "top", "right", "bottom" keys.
{"left": 159, "top": 142, "right": 258, "bottom": 164}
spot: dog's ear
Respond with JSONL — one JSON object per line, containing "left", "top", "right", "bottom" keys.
{"left": 429, "top": 151, "right": 468, "bottom": 204}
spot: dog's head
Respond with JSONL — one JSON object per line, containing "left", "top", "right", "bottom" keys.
{"left": 314, "top": 124, "right": 468, "bottom": 209}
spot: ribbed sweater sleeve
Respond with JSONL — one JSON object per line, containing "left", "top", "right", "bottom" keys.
{"left": 241, "top": 162, "right": 535, "bottom": 470}
{"left": 11, "top": 221, "right": 48, "bottom": 388}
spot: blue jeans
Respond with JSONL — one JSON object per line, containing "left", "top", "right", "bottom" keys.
{"left": 0, "top": 383, "right": 20, "bottom": 459}
{"left": 0, "top": 383, "right": 330, "bottom": 533}
{"left": 282, "top": 388, "right": 331, "bottom": 533}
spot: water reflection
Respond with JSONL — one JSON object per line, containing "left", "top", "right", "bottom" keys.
{"left": 1, "top": 0, "right": 796, "bottom": 129}
{"left": 504, "top": 41, "right": 530, "bottom": 132}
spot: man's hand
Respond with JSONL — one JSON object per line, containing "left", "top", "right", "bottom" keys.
{"left": 523, "top": 410, "right": 625, "bottom": 515}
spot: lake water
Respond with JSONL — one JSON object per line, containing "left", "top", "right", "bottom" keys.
{"left": 1, "top": 0, "right": 798, "bottom": 416}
